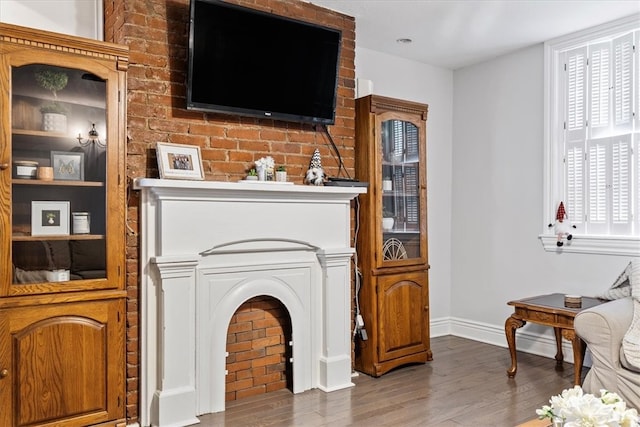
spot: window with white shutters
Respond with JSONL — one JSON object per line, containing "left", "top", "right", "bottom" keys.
{"left": 543, "top": 15, "right": 639, "bottom": 255}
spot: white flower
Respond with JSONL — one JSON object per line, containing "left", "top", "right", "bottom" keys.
{"left": 537, "top": 386, "right": 639, "bottom": 427}
{"left": 255, "top": 156, "right": 275, "bottom": 169}
{"left": 601, "top": 390, "right": 622, "bottom": 406}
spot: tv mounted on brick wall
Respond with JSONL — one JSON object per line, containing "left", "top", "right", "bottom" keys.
{"left": 187, "top": 0, "right": 342, "bottom": 125}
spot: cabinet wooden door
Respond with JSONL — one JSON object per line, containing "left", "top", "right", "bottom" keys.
{"left": 0, "top": 299, "right": 125, "bottom": 427}
{"left": 377, "top": 271, "right": 430, "bottom": 363}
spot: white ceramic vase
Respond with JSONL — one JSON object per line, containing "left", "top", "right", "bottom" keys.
{"left": 42, "top": 113, "right": 67, "bottom": 132}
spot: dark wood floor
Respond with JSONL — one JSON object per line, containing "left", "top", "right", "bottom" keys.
{"left": 193, "top": 335, "right": 583, "bottom": 426}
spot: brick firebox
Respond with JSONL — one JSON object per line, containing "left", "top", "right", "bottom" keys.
{"left": 226, "top": 297, "right": 293, "bottom": 402}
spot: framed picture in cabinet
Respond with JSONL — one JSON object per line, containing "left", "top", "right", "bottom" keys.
{"left": 51, "top": 151, "right": 84, "bottom": 181}
{"left": 156, "top": 142, "right": 204, "bottom": 180}
{"left": 31, "top": 201, "right": 70, "bottom": 236}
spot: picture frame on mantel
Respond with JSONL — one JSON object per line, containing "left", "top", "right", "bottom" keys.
{"left": 156, "top": 142, "right": 204, "bottom": 180}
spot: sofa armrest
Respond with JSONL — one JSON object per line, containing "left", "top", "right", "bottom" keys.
{"left": 575, "top": 297, "right": 633, "bottom": 367}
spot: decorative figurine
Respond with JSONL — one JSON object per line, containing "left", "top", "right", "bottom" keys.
{"left": 549, "top": 201, "right": 576, "bottom": 247}
{"left": 305, "top": 149, "right": 325, "bottom": 186}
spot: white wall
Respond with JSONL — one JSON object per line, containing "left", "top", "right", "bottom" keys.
{"left": 451, "top": 44, "right": 631, "bottom": 356}
{"left": 355, "top": 47, "right": 454, "bottom": 331}
{"left": 0, "top": 0, "right": 103, "bottom": 40}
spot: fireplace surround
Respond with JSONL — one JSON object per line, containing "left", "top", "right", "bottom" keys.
{"left": 135, "top": 179, "right": 366, "bottom": 426}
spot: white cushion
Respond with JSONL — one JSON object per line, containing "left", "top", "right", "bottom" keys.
{"left": 600, "top": 261, "right": 633, "bottom": 300}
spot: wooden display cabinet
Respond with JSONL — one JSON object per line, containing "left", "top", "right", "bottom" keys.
{"left": 0, "top": 23, "right": 128, "bottom": 426}
{"left": 354, "top": 95, "right": 432, "bottom": 377}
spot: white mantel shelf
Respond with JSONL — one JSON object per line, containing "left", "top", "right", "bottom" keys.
{"left": 135, "top": 178, "right": 366, "bottom": 427}
{"left": 133, "top": 178, "right": 367, "bottom": 200}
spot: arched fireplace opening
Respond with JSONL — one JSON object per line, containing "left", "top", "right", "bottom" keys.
{"left": 226, "top": 296, "right": 293, "bottom": 401}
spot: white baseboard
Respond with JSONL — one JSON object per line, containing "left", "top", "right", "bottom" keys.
{"left": 430, "top": 316, "right": 451, "bottom": 338}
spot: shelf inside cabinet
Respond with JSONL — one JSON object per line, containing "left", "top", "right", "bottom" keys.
{"left": 382, "top": 160, "right": 419, "bottom": 166}
{"left": 382, "top": 191, "right": 418, "bottom": 197}
{"left": 13, "top": 179, "right": 104, "bottom": 187}
{"left": 12, "top": 234, "right": 105, "bottom": 241}
{"left": 12, "top": 128, "right": 68, "bottom": 138}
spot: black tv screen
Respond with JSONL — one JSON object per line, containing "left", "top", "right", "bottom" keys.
{"left": 187, "top": 0, "right": 342, "bottom": 125}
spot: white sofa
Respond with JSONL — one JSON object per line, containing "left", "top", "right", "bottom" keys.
{"left": 574, "top": 297, "right": 640, "bottom": 410}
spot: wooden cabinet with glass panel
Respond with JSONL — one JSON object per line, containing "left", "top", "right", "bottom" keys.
{"left": 354, "top": 95, "right": 431, "bottom": 377}
{"left": 0, "top": 23, "right": 128, "bottom": 426}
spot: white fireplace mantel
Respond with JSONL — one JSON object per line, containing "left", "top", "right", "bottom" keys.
{"left": 134, "top": 178, "right": 366, "bottom": 427}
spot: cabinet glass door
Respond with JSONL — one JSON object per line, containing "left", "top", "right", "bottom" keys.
{"left": 380, "top": 117, "right": 422, "bottom": 263}
{"left": 10, "top": 63, "right": 108, "bottom": 288}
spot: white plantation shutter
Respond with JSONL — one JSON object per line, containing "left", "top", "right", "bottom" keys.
{"left": 611, "top": 135, "right": 631, "bottom": 234}
{"left": 635, "top": 134, "right": 640, "bottom": 233}
{"left": 587, "top": 138, "right": 608, "bottom": 234}
{"left": 566, "top": 47, "right": 587, "bottom": 141}
{"left": 564, "top": 47, "right": 589, "bottom": 229}
{"left": 589, "top": 42, "right": 610, "bottom": 138}
{"left": 585, "top": 136, "right": 632, "bottom": 235}
{"left": 613, "top": 33, "right": 634, "bottom": 133}
{"left": 566, "top": 142, "right": 585, "bottom": 223}
{"left": 636, "top": 32, "right": 640, "bottom": 132}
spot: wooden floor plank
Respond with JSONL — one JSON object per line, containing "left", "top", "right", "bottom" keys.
{"left": 192, "top": 336, "right": 581, "bottom": 426}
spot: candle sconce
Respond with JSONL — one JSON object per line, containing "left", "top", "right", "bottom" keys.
{"left": 77, "top": 123, "right": 105, "bottom": 148}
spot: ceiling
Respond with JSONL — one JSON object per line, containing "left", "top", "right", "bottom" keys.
{"left": 308, "top": 0, "right": 640, "bottom": 70}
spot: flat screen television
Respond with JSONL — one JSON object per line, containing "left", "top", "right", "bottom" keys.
{"left": 187, "top": 0, "right": 342, "bottom": 125}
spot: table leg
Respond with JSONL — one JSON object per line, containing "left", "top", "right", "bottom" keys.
{"left": 554, "top": 327, "right": 564, "bottom": 369}
{"left": 562, "top": 329, "right": 584, "bottom": 386}
{"left": 505, "top": 315, "right": 525, "bottom": 378}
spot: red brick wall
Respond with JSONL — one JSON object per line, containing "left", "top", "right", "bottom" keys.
{"left": 105, "top": 0, "right": 355, "bottom": 422}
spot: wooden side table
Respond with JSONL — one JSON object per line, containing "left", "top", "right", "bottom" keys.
{"left": 505, "top": 293, "right": 604, "bottom": 385}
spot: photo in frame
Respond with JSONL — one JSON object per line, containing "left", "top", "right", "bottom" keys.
{"left": 51, "top": 151, "right": 84, "bottom": 181}
{"left": 156, "top": 142, "right": 204, "bottom": 180}
{"left": 31, "top": 201, "right": 70, "bottom": 236}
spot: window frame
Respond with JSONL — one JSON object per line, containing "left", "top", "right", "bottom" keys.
{"left": 542, "top": 14, "right": 640, "bottom": 256}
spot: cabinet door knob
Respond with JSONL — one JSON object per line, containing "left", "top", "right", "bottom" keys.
{"left": 0, "top": 163, "right": 8, "bottom": 170}
{"left": 0, "top": 369, "right": 8, "bottom": 378}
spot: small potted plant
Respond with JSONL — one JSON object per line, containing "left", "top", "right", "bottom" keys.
{"left": 275, "top": 165, "right": 287, "bottom": 182}
{"left": 34, "top": 67, "right": 69, "bottom": 132}
{"left": 245, "top": 168, "right": 258, "bottom": 181}
{"left": 382, "top": 207, "right": 394, "bottom": 231}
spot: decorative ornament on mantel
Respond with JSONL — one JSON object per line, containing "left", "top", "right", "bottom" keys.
{"left": 255, "top": 156, "right": 275, "bottom": 181}
{"left": 305, "top": 149, "right": 325, "bottom": 186}
{"left": 245, "top": 168, "right": 258, "bottom": 181}
{"left": 275, "top": 165, "right": 287, "bottom": 182}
